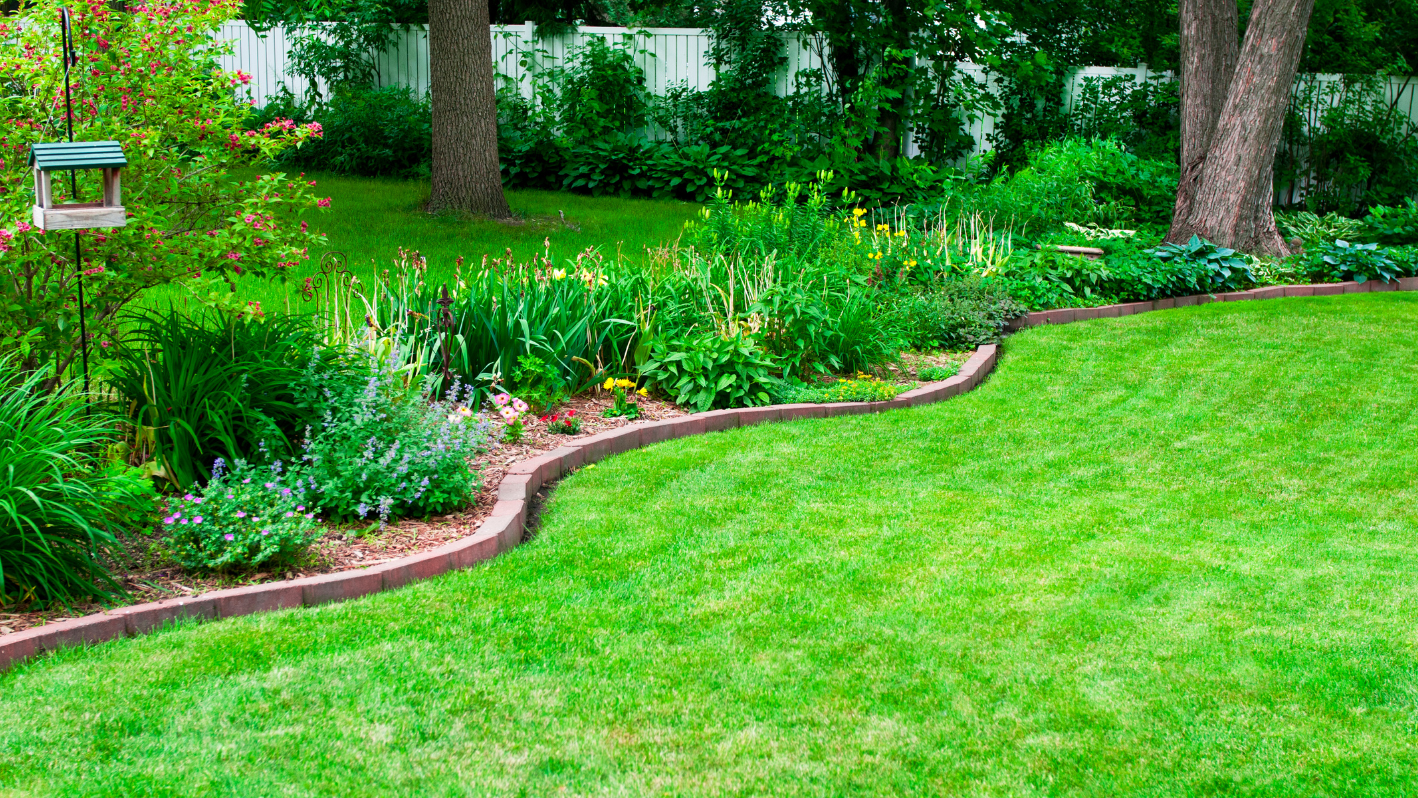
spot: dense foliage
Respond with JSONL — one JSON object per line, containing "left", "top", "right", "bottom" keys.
{"left": 1, "top": 0, "right": 326, "bottom": 382}
{"left": 0, "top": 357, "right": 155, "bottom": 605}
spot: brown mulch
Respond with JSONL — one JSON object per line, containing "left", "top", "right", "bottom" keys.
{"left": 0, "top": 353, "right": 968, "bottom": 636}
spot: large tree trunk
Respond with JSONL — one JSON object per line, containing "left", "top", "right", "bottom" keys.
{"left": 428, "top": 0, "right": 511, "bottom": 217}
{"left": 1168, "top": 0, "right": 1316, "bottom": 255}
{"left": 1168, "top": 0, "right": 1238, "bottom": 233}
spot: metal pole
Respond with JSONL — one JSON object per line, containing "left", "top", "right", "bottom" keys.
{"left": 60, "top": 7, "right": 91, "bottom": 398}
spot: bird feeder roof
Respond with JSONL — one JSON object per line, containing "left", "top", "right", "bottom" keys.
{"left": 29, "top": 141, "right": 127, "bottom": 171}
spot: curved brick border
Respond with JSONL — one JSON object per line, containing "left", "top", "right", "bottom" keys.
{"left": 1005, "top": 276, "right": 1418, "bottom": 330}
{"left": 0, "top": 345, "right": 1002, "bottom": 673}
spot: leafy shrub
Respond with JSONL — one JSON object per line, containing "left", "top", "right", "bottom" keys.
{"left": 1302, "top": 240, "right": 1410, "bottom": 284}
{"left": 108, "top": 310, "right": 363, "bottom": 489}
{"left": 301, "top": 370, "right": 494, "bottom": 523}
{"left": 785, "top": 375, "right": 901, "bottom": 404}
{"left": 2, "top": 0, "right": 325, "bottom": 377}
{"left": 1359, "top": 200, "right": 1418, "bottom": 245}
{"left": 1068, "top": 75, "right": 1180, "bottom": 162}
{"left": 255, "top": 85, "right": 433, "bottom": 178}
{"left": 1278, "top": 74, "right": 1418, "bottom": 215}
{"left": 639, "top": 331, "right": 777, "bottom": 411}
{"left": 1275, "top": 211, "right": 1366, "bottom": 249}
{"left": 511, "top": 353, "right": 569, "bottom": 414}
{"left": 918, "top": 364, "right": 960, "bottom": 381}
{"left": 943, "top": 139, "right": 1178, "bottom": 238}
{"left": 1146, "top": 236, "right": 1257, "bottom": 294}
{"left": 0, "top": 359, "right": 155, "bottom": 605}
{"left": 163, "top": 458, "right": 320, "bottom": 573}
{"left": 893, "top": 279, "right": 1027, "bottom": 351}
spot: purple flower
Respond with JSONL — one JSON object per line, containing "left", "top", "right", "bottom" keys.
{"left": 282, "top": 488, "right": 291, "bottom": 496}
{"left": 236, "top": 511, "right": 247, "bottom": 518}
{"left": 224, "top": 533, "right": 235, "bottom": 541}
{"left": 227, "top": 494, "right": 235, "bottom": 500}
{"left": 173, "top": 511, "right": 182, "bottom": 518}
{"left": 183, "top": 493, "right": 195, "bottom": 501}
{"left": 162, "top": 516, "right": 174, "bottom": 525}
{"left": 180, "top": 518, "right": 189, "bottom": 524}
{"left": 305, "top": 513, "right": 314, "bottom": 519}
{"left": 284, "top": 511, "right": 293, "bottom": 518}
{"left": 264, "top": 482, "right": 275, "bottom": 489}
{"left": 296, "top": 505, "right": 305, "bottom": 511}
{"left": 242, "top": 478, "right": 251, "bottom": 484}
{"left": 261, "top": 529, "right": 269, "bottom": 536}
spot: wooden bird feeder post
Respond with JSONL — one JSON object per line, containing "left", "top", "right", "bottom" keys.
{"left": 29, "top": 140, "right": 128, "bottom": 230}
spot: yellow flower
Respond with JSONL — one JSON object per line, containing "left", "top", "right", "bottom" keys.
{"left": 602, "top": 377, "right": 614, "bottom": 390}
{"left": 637, "top": 387, "right": 648, "bottom": 397}
{"left": 615, "top": 378, "right": 635, "bottom": 388}
{"left": 876, "top": 223, "right": 890, "bottom": 231}
{"left": 552, "top": 268, "right": 567, "bottom": 279}
{"left": 852, "top": 208, "right": 867, "bottom": 217}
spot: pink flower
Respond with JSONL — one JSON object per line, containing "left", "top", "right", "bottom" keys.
{"left": 224, "top": 533, "right": 235, "bottom": 541}
{"left": 236, "top": 511, "right": 246, "bottom": 518}
{"left": 193, "top": 516, "right": 203, "bottom": 523}
{"left": 317, "top": 197, "right": 331, "bottom": 208}
{"left": 493, "top": 393, "right": 511, "bottom": 407}
{"left": 162, "top": 516, "right": 174, "bottom": 524}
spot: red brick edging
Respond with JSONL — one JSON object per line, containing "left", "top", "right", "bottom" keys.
{"left": 1005, "top": 276, "right": 1418, "bottom": 330}
{"left": 0, "top": 345, "right": 1003, "bottom": 672}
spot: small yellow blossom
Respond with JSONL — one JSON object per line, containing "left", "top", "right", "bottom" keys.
{"left": 602, "top": 377, "right": 615, "bottom": 390}
{"left": 552, "top": 268, "right": 567, "bottom": 279}
{"left": 615, "top": 378, "right": 635, "bottom": 388}
{"left": 852, "top": 208, "right": 867, "bottom": 217}
{"left": 637, "top": 388, "right": 649, "bottom": 397}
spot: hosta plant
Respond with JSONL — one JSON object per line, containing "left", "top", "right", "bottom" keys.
{"left": 639, "top": 331, "right": 777, "bottom": 412}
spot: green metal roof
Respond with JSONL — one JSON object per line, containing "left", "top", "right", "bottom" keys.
{"left": 29, "top": 141, "right": 127, "bottom": 171}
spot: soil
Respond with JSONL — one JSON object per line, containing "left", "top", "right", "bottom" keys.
{"left": 0, "top": 352, "right": 971, "bottom": 635}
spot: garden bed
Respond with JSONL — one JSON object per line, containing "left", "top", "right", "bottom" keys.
{"left": 0, "top": 357, "right": 960, "bottom": 636}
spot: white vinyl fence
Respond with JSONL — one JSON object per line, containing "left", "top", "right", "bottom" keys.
{"left": 216, "top": 21, "right": 1418, "bottom": 196}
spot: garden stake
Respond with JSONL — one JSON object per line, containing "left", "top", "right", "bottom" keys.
{"left": 60, "top": 7, "right": 91, "bottom": 400}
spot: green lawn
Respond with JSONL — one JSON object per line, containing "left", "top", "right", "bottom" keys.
{"left": 4, "top": 294, "right": 1418, "bottom": 796}
{"left": 181, "top": 175, "right": 700, "bottom": 312}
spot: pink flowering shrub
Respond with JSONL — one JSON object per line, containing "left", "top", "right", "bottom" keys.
{"left": 0, "top": 0, "right": 328, "bottom": 378}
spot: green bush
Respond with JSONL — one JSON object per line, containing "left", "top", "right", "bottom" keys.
{"left": 893, "top": 279, "right": 1027, "bottom": 351}
{"left": 1275, "top": 211, "right": 1366, "bottom": 249}
{"left": 163, "top": 458, "right": 320, "bottom": 573}
{"left": 1359, "top": 199, "right": 1418, "bottom": 246}
{"left": 1144, "top": 236, "right": 1256, "bottom": 295}
{"left": 108, "top": 310, "right": 363, "bottom": 489}
{"left": 252, "top": 85, "right": 432, "bottom": 178}
{"left": 0, "top": 359, "right": 155, "bottom": 605}
{"left": 639, "top": 331, "right": 777, "bottom": 412}
{"left": 300, "top": 369, "right": 494, "bottom": 523}
{"left": 942, "top": 139, "right": 1178, "bottom": 238}
{"left": 1302, "top": 240, "right": 1412, "bottom": 284}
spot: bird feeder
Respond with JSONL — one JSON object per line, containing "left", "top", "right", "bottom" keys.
{"left": 29, "top": 140, "right": 128, "bottom": 231}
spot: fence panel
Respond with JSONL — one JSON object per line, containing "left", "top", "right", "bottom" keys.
{"left": 216, "top": 21, "right": 1418, "bottom": 175}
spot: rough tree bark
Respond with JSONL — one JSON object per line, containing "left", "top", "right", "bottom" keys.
{"left": 428, "top": 0, "right": 511, "bottom": 217}
{"left": 1167, "top": 0, "right": 1316, "bottom": 255}
{"left": 1168, "top": 0, "right": 1238, "bottom": 232}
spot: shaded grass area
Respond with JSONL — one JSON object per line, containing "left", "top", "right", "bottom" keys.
{"left": 4, "top": 294, "right": 1418, "bottom": 795}
{"left": 159, "top": 174, "right": 700, "bottom": 313}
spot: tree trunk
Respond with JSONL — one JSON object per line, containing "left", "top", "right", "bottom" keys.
{"left": 428, "top": 0, "right": 511, "bottom": 217}
{"left": 1167, "top": 0, "right": 1238, "bottom": 235}
{"left": 1168, "top": 0, "right": 1316, "bottom": 255}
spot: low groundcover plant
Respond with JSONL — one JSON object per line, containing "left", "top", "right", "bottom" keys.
{"left": 165, "top": 458, "right": 320, "bottom": 572}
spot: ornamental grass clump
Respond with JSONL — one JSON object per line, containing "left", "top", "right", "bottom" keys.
{"left": 0, "top": 358, "right": 156, "bottom": 605}
{"left": 301, "top": 371, "right": 493, "bottom": 523}
{"left": 164, "top": 459, "right": 320, "bottom": 573}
